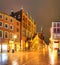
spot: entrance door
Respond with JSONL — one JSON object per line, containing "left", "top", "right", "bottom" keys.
{"left": 2, "top": 44, "right": 8, "bottom": 52}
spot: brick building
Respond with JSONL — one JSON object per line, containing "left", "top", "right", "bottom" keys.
{"left": 11, "top": 8, "right": 36, "bottom": 50}
{"left": 0, "top": 12, "right": 20, "bottom": 52}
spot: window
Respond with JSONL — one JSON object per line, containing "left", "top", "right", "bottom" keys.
{"left": 17, "top": 28, "right": 19, "bottom": 32}
{"left": 23, "top": 16, "right": 25, "bottom": 20}
{"left": 0, "top": 22, "right": 3, "bottom": 27}
{"left": 53, "top": 23, "right": 56, "bottom": 27}
{"left": 18, "top": 15, "right": 21, "bottom": 19}
{"left": 4, "top": 31, "right": 8, "bottom": 38}
{"left": 53, "top": 28, "right": 56, "bottom": 33}
{"left": 57, "top": 23, "right": 60, "bottom": 27}
{"left": 4, "top": 23, "right": 8, "bottom": 29}
{"left": 0, "top": 15, "right": 2, "bottom": 18}
{"left": 14, "top": 16, "right": 16, "bottom": 18}
{"left": 10, "top": 25, "right": 13, "bottom": 30}
{"left": 57, "top": 28, "right": 60, "bottom": 33}
{"left": 22, "top": 30, "right": 26, "bottom": 36}
{"left": 5, "top": 17, "right": 8, "bottom": 20}
{"left": 10, "top": 19, "right": 13, "bottom": 22}
{"left": 0, "top": 30, "right": 3, "bottom": 38}
{"left": 10, "top": 33, "right": 13, "bottom": 39}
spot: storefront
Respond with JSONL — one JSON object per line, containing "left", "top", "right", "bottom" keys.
{"left": 9, "top": 40, "right": 15, "bottom": 52}
{"left": 1, "top": 44, "right": 8, "bottom": 52}
{"left": 0, "top": 44, "right": 1, "bottom": 52}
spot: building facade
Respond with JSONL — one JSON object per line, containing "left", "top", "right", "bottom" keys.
{"left": 11, "top": 8, "right": 36, "bottom": 50}
{"left": 0, "top": 12, "right": 20, "bottom": 52}
{"left": 50, "top": 22, "right": 60, "bottom": 50}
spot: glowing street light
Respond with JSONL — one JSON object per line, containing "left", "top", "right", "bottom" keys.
{"left": 13, "top": 35, "right": 17, "bottom": 52}
{"left": 13, "top": 35, "right": 17, "bottom": 39}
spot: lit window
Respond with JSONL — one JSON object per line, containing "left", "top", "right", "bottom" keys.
{"left": 0, "top": 30, "right": 3, "bottom": 38}
{"left": 10, "top": 25, "right": 13, "bottom": 30}
{"left": 0, "top": 15, "right": 2, "bottom": 18}
{"left": 0, "top": 22, "right": 3, "bottom": 27}
{"left": 4, "top": 31, "right": 8, "bottom": 38}
{"left": 4, "top": 23, "right": 8, "bottom": 29}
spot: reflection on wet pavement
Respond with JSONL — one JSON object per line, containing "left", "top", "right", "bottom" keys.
{"left": 0, "top": 49, "right": 60, "bottom": 65}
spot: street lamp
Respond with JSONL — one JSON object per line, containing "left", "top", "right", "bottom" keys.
{"left": 13, "top": 35, "right": 17, "bottom": 52}
{"left": 14, "top": 35, "right": 17, "bottom": 39}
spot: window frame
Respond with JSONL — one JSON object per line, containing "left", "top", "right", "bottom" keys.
{"left": 0, "top": 21, "right": 3, "bottom": 27}
{"left": 4, "top": 31, "right": 9, "bottom": 39}
{"left": 4, "top": 23, "right": 9, "bottom": 29}
{"left": 0, "top": 14, "right": 3, "bottom": 19}
{"left": 10, "top": 25, "right": 14, "bottom": 30}
{"left": 0, "top": 30, "right": 3, "bottom": 38}
{"left": 10, "top": 18, "right": 13, "bottom": 22}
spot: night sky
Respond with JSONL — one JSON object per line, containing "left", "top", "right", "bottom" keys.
{"left": 0, "top": 0, "right": 60, "bottom": 44}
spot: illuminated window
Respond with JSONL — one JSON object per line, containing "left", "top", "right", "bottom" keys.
{"left": 4, "top": 23, "right": 8, "bottom": 29}
{"left": 4, "top": 31, "right": 8, "bottom": 38}
{"left": 10, "top": 25, "right": 13, "bottom": 30}
{"left": 0, "top": 30, "right": 3, "bottom": 38}
{"left": 0, "top": 22, "right": 3, "bottom": 27}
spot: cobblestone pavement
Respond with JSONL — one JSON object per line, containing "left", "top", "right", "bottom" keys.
{"left": 0, "top": 49, "right": 60, "bottom": 65}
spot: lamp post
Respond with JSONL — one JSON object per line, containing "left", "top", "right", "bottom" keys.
{"left": 13, "top": 35, "right": 17, "bottom": 52}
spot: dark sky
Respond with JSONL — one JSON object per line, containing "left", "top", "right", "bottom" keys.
{"left": 0, "top": 0, "right": 60, "bottom": 43}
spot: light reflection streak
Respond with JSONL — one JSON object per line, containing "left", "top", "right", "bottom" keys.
{"left": 12, "top": 60, "right": 18, "bottom": 65}
{"left": 49, "top": 47, "right": 54, "bottom": 64}
{"left": 2, "top": 53, "right": 8, "bottom": 62}
{"left": 1, "top": 53, "right": 8, "bottom": 65}
{"left": 50, "top": 53, "right": 54, "bottom": 64}
{"left": 49, "top": 47, "right": 58, "bottom": 64}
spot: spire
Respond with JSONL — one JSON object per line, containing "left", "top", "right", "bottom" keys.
{"left": 21, "top": 6, "right": 23, "bottom": 10}
{"left": 41, "top": 26, "right": 43, "bottom": 33}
